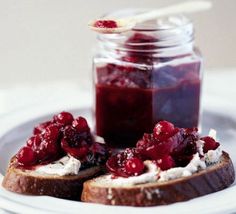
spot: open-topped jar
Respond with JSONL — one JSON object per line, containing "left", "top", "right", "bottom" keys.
{"left": 93, "top": 10, "right": 203, "bottom": 147}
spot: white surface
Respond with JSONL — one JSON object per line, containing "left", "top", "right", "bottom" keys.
{"left": 0, "top": 1, "right": 236, "bottom": 88}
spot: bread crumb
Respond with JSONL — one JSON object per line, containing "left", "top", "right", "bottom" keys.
{"left": 111, "top": 199, "right": 115, "bottom": 205}
{"left": 144, "top": 189, "right": 161, "bottom": 200}
{"left": 153, "top": 189, "right": 161, "bottom": 198}
{"left": 107, "top": 188, "right": 113, "bottom": 200}
{"left": 145, "top": 190, "right": 153, "bottom": 200}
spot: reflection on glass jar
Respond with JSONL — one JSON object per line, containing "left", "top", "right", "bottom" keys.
{"left": 93, "top": 11, "right": 203, "bottom": 147}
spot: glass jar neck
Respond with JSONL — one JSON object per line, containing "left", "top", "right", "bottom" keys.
{"left": 97, "top": 14, "right": 194, "bottom": 58}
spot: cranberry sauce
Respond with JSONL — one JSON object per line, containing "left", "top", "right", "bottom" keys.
{"left": 106, "top": 121, "right": 220, "bottom": 178}
{"left": 95, "top": 31, "right": 202, "bottom": 147}
{"left": 96, "top": 63, "right": 201, "bottom": 147}
{"left": 15, "top": 112, "right": 108, "bottom": 169}
{"left": 94, "top": 20, "right": 118, "bottom": 28}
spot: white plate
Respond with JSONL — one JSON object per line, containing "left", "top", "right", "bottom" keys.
{"left": 0, "top": 104, "right": 236, "bottom": 214}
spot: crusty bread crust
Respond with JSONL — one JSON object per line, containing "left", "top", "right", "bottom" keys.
{"left": 81, "top": 152, "right": 235, "bottom": 206}
{"left": 2, "top": 157, "right": 103, "bottom": 200}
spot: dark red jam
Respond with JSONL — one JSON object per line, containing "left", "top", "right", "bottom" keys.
{"left": 15, "top": 111, "right": 108, "bottom": 169}
{"left": 95, "top": 32, "right": 202, "bottom": 147}
{"left": 94, "top": 20, "right": 118, "bottom": 28}
{"left": 106, "top": 121, "right": 220, "bottom": 178}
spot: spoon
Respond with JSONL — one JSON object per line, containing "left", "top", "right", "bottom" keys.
{"left": 89, "top": 0, "right": 212, "bottom": 34}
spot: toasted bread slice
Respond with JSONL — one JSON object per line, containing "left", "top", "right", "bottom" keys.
{"left": 81, "top": 152, "right": 235, "bottom": 206}
{"left": 2, "top": 156, "right": 103, "bottom": 200}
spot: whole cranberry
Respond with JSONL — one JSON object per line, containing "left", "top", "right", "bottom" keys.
{"left": 35, "top": 139, "right": 60, "bottom": 163}
{"left": 153, "top": 121, "right": 175, "bottom": 141}
{"left": 63, "top": 125, "right": 77, "bottom": 141}
{"left": 33, "top": 121, "right": 52, "bottom": 135}
{"left": 201, "top": 136, "right": 220, "bottom": 153}
{"left": 26, "top": 135, "right": 41, "bottom": 149}
{"left": 106, "top": 156, "right": 130, "bottom": 178}
{"left": 17, "top": 146, "right": 37, "bottom": 166}
{"left": 72, "top": 117, "right": 90, "bottom": 132}
{"left": 106, "top": 148, "right": 141, "bottom": 177}
{"left": 43, "top": 124, "right": 60, "bottom": 141}
{"left": 156, "top": 155, "right": 175, "bottom": 170}
{"left": 53, "top": 112, "right": 74, "bottom": 125}
{"left": 40, "top": 139, "right": 58, "bottom": 155}
{"left": 125, "top": 157, "right": 144, "bottom": 175}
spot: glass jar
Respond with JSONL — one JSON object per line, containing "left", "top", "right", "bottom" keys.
{"left": 93, "top": 11, "right": 203, "bottom": 147}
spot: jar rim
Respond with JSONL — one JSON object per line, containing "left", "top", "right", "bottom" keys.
{"left": 96, "top": 9, "right": 194, "bottom": 57}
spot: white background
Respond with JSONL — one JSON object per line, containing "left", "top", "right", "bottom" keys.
{"left": 0, "top": 0, "right": 235, "bottom": 88}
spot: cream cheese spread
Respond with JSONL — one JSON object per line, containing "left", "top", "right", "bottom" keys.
{"left": 35, "top": 155, "right": 81, "bottom": 176}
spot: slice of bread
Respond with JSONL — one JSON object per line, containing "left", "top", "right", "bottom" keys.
{"left": 81, "top": 151, "right": 235, "bottom": 206}
{"left": 2, "top": 156, "right": 103, "bottom": 200}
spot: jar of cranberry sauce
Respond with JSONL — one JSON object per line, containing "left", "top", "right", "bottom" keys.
{"left": 93, "top": 12, "right": 202, "bottom": 147}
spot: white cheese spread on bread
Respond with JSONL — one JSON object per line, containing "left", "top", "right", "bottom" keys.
{"left": 105, "top": 148, "right": 222, "bottom": 186}
{"left": 35, "top": 155, "right": 81, "bottom": 176}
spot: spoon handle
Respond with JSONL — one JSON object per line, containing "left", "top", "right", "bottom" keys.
{"left": 124, "top": 1, "right": 212, "bottom": 23}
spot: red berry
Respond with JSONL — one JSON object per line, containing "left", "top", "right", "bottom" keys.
{"left": 156, "top": 155, "right": 175, "bottom": 170}
{"left": 35, "top": 149, "right": 47, "bottom": 162}
{"left": 41, "top": 139, "right": 58, "bottom": 154}
{"left": 35, "top": 138, "right": 60, "bottom": 162}
{"left": 153, "top": 121, "right": 175, "bottom": 141}
{"left": 61, "top": 138, "right": 89, "bottom": 159}
{"left": 106, "top": 156, "right": 119, "bottom": 174}
{"left": 72, "top": 117, "right": 90, "bottom": 132}
{"left": 43, "top": 124, "right": 59, "bottom": 141}
{"left": 53, "top": 112, "right": 73, "bottom": 125}
{"left": 94, "top": 20, "right": 118, "bottom": 28}
{"left": 33, "top": 121, "right": 52, "bottom": 135}
{"left": 136, "top": 139, "right": 146, "bottom": 148}
{"left": 201, "top": 136, "right": 220, "bottom": 153}
{"left": 141, "top": 144, "right": 160, "bottom": 159}
{"left": 17, "top": 146, "right": 37, "bottom": 166}
{"left": 63, "top": 125, "right": 77, "bottom": 141}
{"left": 26, "top": 135, "right": 41, "bottom": 149}
{"left": 136, "top": 133, "right": 156, "bottom": 150}
{"left": 125, "top": 157, "right": 144, "bottom": 175}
